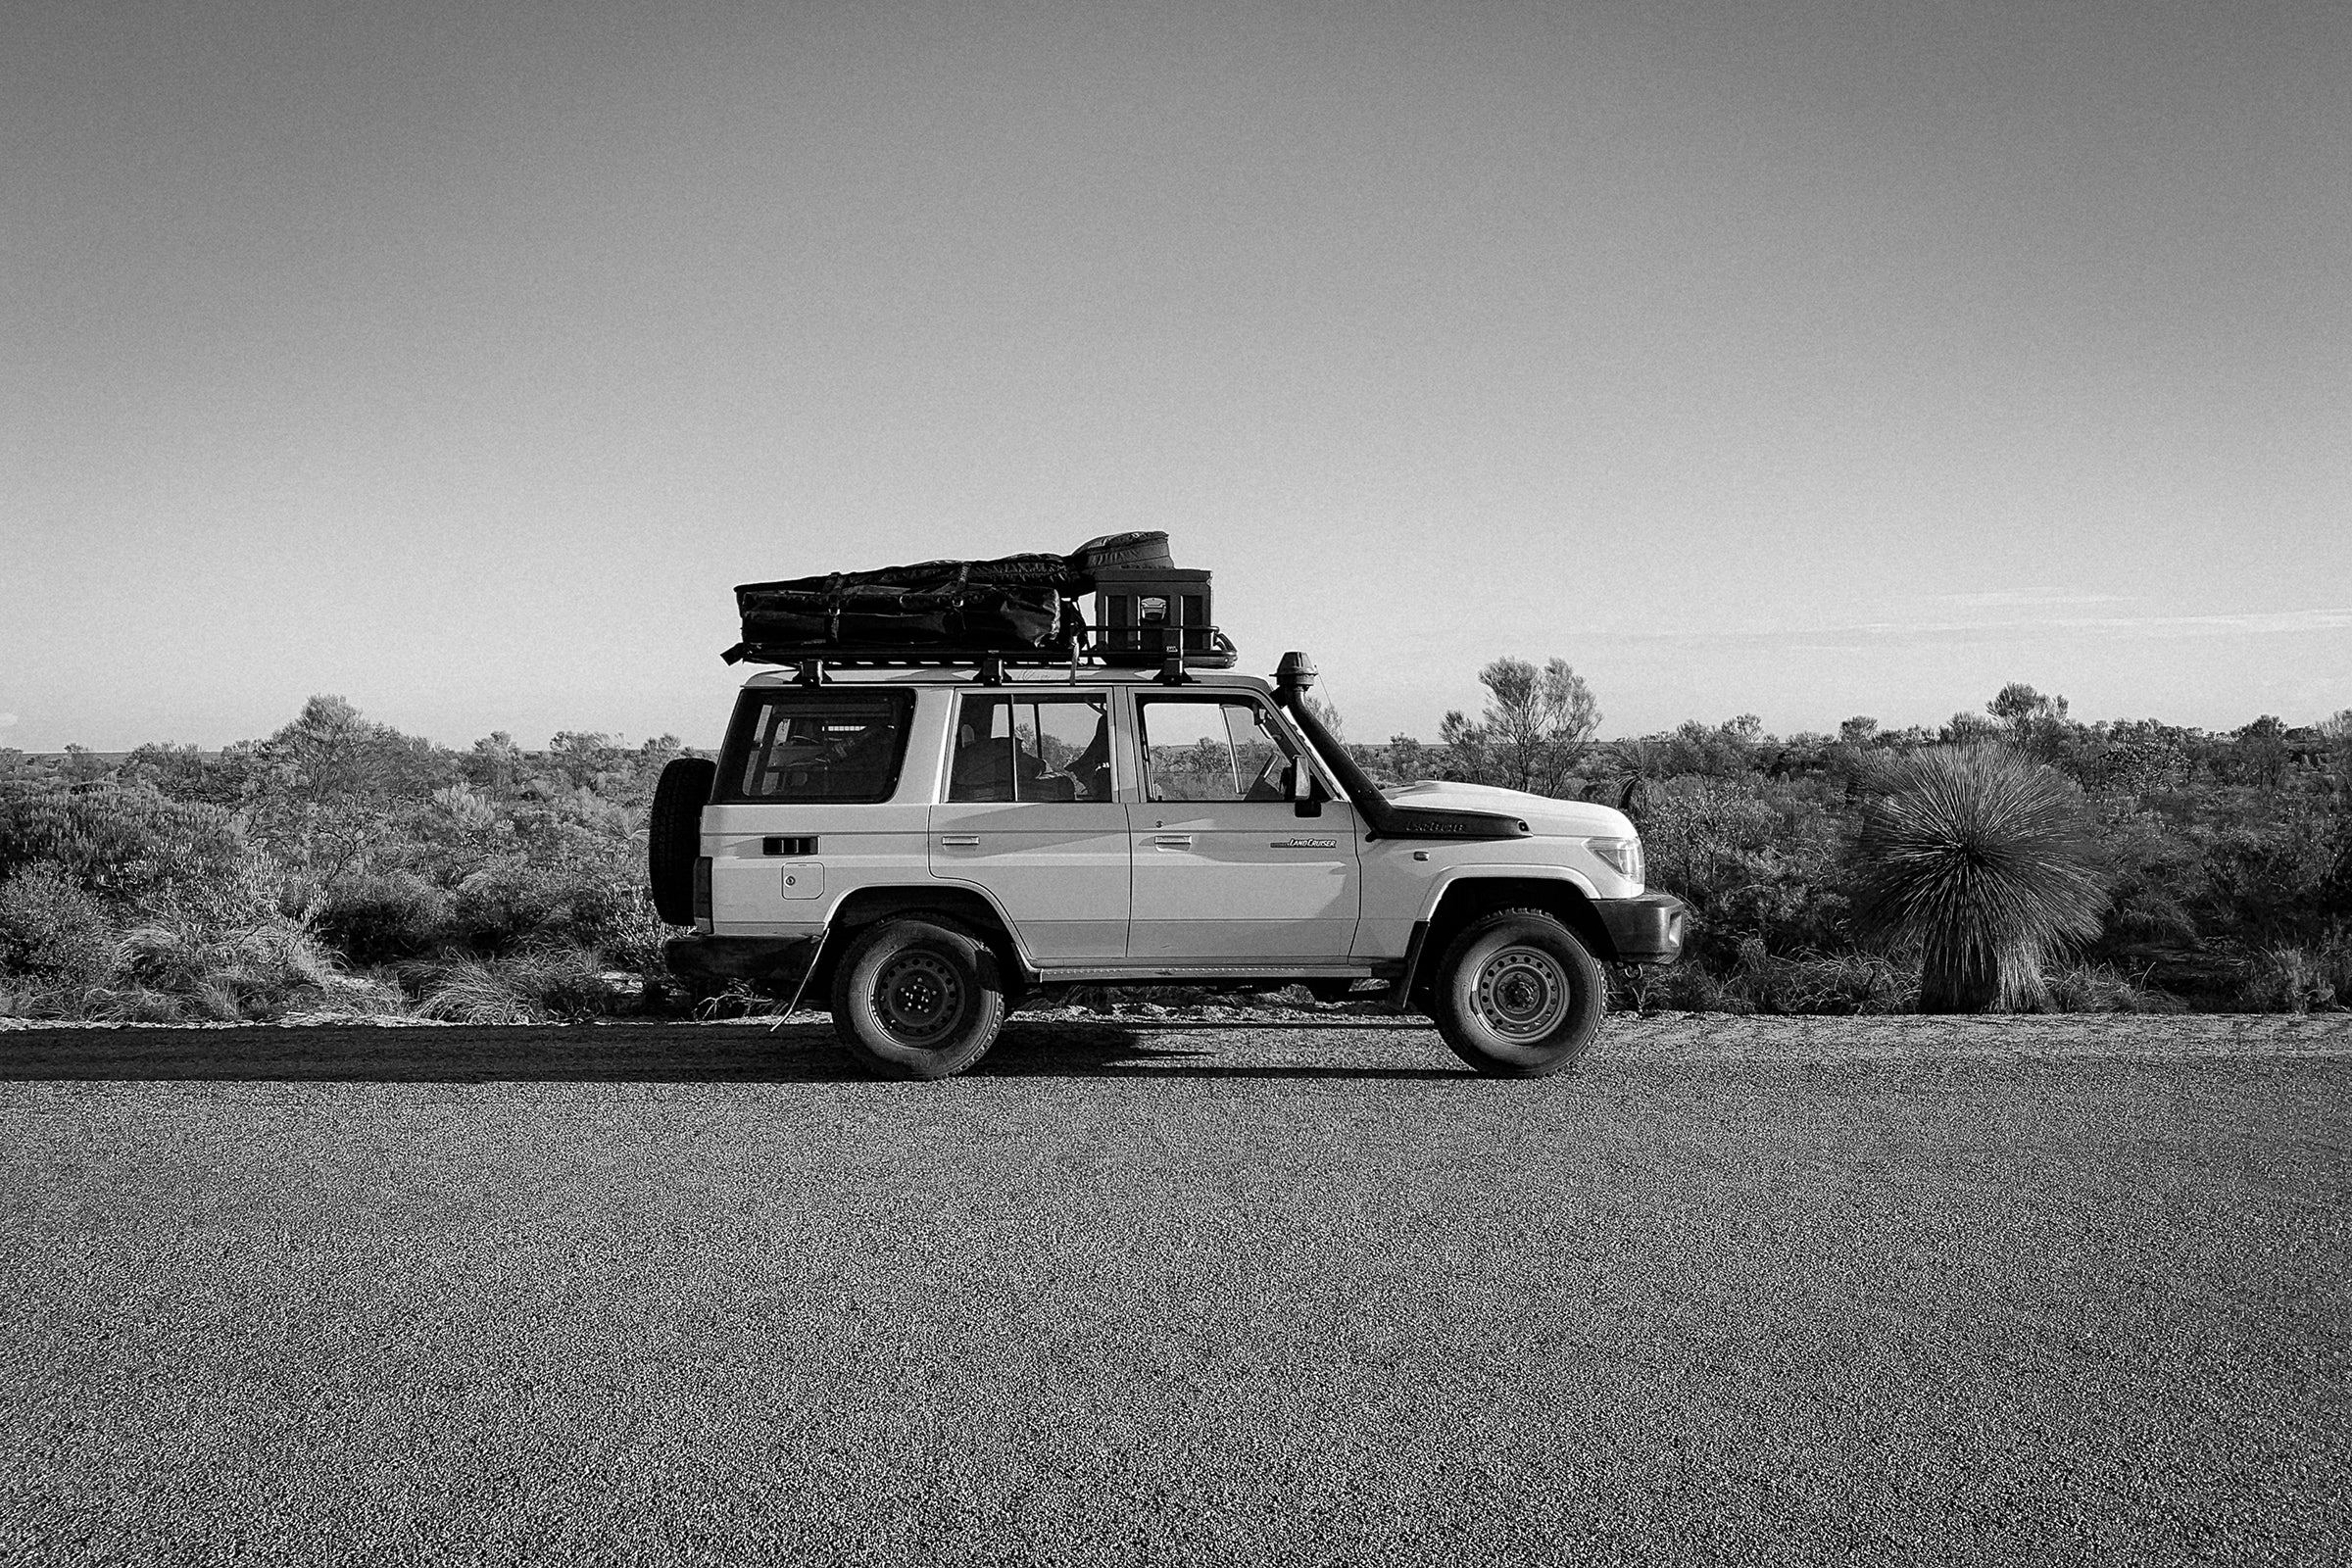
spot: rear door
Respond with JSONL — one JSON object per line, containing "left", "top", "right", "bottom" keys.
{"left": 1125, "top": 693, "right": 1361, "bottom": 960}
{"left": 928, "top": 690, "right": 1130, "bottom": 961}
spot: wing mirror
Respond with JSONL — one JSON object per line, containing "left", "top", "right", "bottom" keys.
{"left": 1290, "top": 761, "right": 1323, "bottom": 817}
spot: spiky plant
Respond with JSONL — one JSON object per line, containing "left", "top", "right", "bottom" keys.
{"left": 1852, "top": 746, "right": 2108, "bottom": 1012}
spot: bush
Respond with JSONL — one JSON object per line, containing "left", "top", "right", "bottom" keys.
{"left": 313, "top": 871, "right": 456, "bottom": 964}
{"left": 0, "top": 864, "right": 118, "bottom": 987}
{"left": 447, "top": 853, "right": 666, "bottom": 968}
{"left": 1642, "top": 776, "right": 1852, "bottom": 966}
{"left": 0, "top": 783, "right": 271, "bottom": 922}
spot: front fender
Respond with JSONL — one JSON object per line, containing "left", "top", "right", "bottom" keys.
{"left": 1414, "top": 863, "right": 1604, "bottom": 925}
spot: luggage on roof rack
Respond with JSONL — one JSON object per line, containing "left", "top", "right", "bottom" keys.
{"left": 721, "top": 532, "right": 1237, "bottom": 670}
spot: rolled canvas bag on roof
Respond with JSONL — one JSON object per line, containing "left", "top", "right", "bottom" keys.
{"left": 734, "top": 533, "right": 1169, "bottom": 654}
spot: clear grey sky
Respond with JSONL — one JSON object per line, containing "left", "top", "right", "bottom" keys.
{"left": 6, "top": 0, "right": 2346, "bottom": 751}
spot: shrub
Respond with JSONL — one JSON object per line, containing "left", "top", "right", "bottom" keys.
{"left": 313, "top": 871, "right": 456, "bottom": 964}
{"left": 1642, "top": 776, "right": 1852, "bottom": 966}
{"left": 1851, "top": 746, "right": 2109, "bottom": 1012}
{"left": 0, "top": 783, "right": 271, "bottom": 922}
{"left": 447, "top": 852, "right": 664, "bottom": 966}
{"left": 0, "top": 864, "right": 118, "bottom": 987}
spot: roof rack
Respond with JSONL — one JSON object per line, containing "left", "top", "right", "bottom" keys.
{"left": 720, "top": 626, "right": 1239, "bottom": 675}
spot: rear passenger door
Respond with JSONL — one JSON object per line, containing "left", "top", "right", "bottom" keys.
{"left": 928, "top": 691, "right": 1130, "bottom": 961}
{"left": 1125, "top": 694, "right": 1361, "bottom": 960}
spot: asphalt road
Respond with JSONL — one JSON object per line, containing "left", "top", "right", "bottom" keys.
{"left": 3, "top": 1016, "right": 2346, "bottom": 1566}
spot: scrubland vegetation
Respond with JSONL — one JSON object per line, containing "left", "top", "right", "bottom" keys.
{"left": 3, "top": 670, "right": 2349, "bottom": 1023}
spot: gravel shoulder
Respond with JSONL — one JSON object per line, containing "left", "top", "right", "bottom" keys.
{"left": 4, "top": 1016, "right": 2347, "bottom": 1565}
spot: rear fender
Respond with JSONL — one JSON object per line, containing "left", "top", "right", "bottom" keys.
{"left": 818, "top": 883, "right": 1038, "bottom": 997}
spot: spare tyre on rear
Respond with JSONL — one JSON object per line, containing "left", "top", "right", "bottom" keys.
{"left": 648, "top": 756, "right": 717, "bottom": 925}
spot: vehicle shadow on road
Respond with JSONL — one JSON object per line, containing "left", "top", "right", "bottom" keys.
{"left": 0, "top": 1021, "right": 1471, "bottom": 1084}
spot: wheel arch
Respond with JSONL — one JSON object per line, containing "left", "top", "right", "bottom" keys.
{"left": 816, "top": 883, "right": 1036, "bottom": 999}
{"left": 1405, "top": 874, "right": 1619, "bottom": 1010}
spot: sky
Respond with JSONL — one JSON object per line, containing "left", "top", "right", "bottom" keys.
{"left": 5, "top": 0, "right": 2346, "bottom": 753}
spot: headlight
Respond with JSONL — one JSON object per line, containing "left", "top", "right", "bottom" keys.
{"left": 1590, "top": 837, "right": 1643, "bottom": 883}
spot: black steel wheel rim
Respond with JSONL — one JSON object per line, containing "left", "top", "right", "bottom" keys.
{"left": 1473, "top": 945, "right": 1571, "bottom": 1042}
{"left": 872, "top": 951, "right": 963, "bottom": 1046}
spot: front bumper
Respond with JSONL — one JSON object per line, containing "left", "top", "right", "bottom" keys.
{"left": 663, "top": 934, "right": 821, "bottom": 986}
{"left": 1593, "top": 893, "right": 1688, "bottom": 965}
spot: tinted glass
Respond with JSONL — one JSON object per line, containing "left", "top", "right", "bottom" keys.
{"left": 950, "top": 695, "right": 1112, "bottom": 803}
{"left": 719, "top": 690, "right": 913, "bottom": 803}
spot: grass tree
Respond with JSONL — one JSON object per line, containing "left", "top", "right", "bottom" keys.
{"left": 1853, "top": 745, "right": 2108, "bottom": 1012}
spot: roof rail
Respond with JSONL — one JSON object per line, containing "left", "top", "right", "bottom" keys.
{"left": 720, "top": 627, "right": 1238, "bottom": 670}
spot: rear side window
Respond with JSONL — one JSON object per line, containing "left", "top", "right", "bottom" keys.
{"left": 949, "top": 694, "right": 1112, "bottom": 802}
{"left": 718, "top": 690, "right": 914, "bottom": 803}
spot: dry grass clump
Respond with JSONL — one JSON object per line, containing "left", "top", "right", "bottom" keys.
{"left": 1626, "top": 947, "right": 1918, "bottom": 1015}
{"left": 2237, "top": 947, "right": 2347, "bottom": 1013}
{"left": 86, "top": 917, "right": 344, "bottom": 1023}
{"left": 400, "top": 948, "right": 631, "bottom": 1023}
{"left": 2043, "top": 962, "right": 2182, "bottom": 1014}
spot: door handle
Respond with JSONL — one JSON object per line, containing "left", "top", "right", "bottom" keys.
{"left": 1151, "top": 833, "right": 1194, "bottom": 849}
{"left": 939, "top": 835, "right": 981, "bottom": 847}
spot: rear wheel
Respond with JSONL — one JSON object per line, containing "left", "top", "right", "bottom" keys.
{"left": 1431, "top": 908, "right": 1605, "bottom": 1077}
{"left": 830, "top": 917, "right": 1006, "bottom": 1080}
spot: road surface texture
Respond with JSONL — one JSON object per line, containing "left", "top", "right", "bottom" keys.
{"left": 3, "top": 1014, "right": 2345, "bottom": 1566}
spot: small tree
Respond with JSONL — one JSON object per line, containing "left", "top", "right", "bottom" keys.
{"left": 1852, "top": 746, "right": 2108, "bottom": 1012}
{"left": 1439, "top": 657, "right": 1599, "bottom": 797}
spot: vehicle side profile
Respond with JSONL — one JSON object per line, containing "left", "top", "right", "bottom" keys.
{"left": 654, "top": 535, "right": 1683, "bottom": 1078}
{"left": 653, "top": 651, "right": 1686, "bottom": 1081}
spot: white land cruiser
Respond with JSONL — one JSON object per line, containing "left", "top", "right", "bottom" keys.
{"left": 651, "top": 651, "right": 1686, "bottom": 1080}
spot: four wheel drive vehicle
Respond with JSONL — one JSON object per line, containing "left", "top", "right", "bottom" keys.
{"left": 652, "top": 651, "right": 1688, "bottom": 1081}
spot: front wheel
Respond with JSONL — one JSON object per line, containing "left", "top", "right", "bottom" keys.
{"left": 1431, "top": 909, "right": 1606, "bottom": 1077}
{"left": 830, "top": 917, "right": 1007, "bottom": 1080}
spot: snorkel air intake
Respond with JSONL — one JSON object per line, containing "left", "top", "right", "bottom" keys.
{"left": 1271, "top": 653, "right": 1530, "bottom": 842}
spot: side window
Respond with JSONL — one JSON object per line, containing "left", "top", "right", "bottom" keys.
{"left": 950, "top": 695, "right": 1113, "bottom": 803}
{"left": 1137, "top": 698, "right": 1291, "bottom": 804}
{"left": 719, "top": 690, "right": 913, "bottom": 803}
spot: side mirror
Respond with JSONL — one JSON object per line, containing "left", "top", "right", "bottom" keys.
{"left": 1291, "top": 762, "right": 1322, "bottom": 817}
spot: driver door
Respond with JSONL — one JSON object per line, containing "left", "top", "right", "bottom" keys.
{"left": 1125, "top": 694, "right": 1361, "bottom": 960}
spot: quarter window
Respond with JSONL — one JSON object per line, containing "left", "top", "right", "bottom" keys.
{"left": 718, "top": 690, "right": 913, "bottom": 803}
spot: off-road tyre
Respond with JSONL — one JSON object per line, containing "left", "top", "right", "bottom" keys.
{"left": 1431, "top": 907, "right": 1606, "bottom": 1077}
{"left": 648, "top": 757, "right": 717, "bottom": 925}
{"left": 831, "top": 917, "right": 1007, "bottom": 1080}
